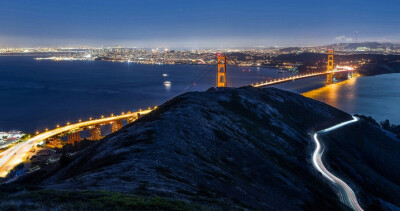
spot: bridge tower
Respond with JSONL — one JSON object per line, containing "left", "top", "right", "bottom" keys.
{"left": 326, "top": 50, "right": 334, "bottom": 84}
{"left": 217, "top": 55, "right": 227, "bottom": 87}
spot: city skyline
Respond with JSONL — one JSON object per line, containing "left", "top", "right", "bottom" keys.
{"left": 1, "top": 0, "right": 399, "bottom": 48}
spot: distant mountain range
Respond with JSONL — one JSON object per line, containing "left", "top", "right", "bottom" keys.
{"left": 324, "top": 42, "right": 400, "bottom": 50}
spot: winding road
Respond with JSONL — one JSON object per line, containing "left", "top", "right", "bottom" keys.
{"left": 312, "top": 116, "right": 363, "bottom": 211}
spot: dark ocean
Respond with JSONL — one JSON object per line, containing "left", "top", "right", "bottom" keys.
{"left": 2, "top": 56, "right": 397, "bottom": 132}
{"left": 0, "top": 56, "right": 313, "bottom": 132}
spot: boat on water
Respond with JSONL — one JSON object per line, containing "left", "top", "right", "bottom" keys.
{"left": 163, "top": 81, "right": 171, "bottom": 86}
{"left": 277, "top": 69, "right": 286, "bottom": 73}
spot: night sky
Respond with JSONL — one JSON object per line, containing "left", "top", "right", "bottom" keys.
{"left": 0, "top": 0, "right": 399, "bottom": 48}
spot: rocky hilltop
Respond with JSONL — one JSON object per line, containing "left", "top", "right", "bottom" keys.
{"left": 8, "top": 87, "right": 400, "bottom": 210}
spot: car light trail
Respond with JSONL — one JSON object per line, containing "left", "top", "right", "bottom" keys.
{"left": 312, "top": 116, "right": 363, "bottom": 211}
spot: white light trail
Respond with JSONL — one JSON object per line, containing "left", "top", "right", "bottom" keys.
{"left": 312, "top": 116, "right": 363, "bottom": 211}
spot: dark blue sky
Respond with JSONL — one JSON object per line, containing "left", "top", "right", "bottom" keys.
{"left": 0, "top": 0, "right": 399, "bottom": 48}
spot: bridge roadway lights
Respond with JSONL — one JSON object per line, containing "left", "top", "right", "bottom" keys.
{"left": 89, "top": 125, "right": 102, "bottom": 141}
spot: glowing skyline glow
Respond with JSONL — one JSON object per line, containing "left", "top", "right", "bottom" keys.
{"left": 0, "top": 0, "right": 399, "bottom": 48}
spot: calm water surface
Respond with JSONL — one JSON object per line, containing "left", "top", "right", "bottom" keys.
{"left": 0, "top": 56, "right": 300, "bottom": 132}
{"left": 1, "top": 56, "right": 398, "bottom": 132}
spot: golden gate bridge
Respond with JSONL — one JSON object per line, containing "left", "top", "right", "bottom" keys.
{"left": 0, "top": 50, "right": 355, "bottom": 178}
{"left": 217, "top": 50, "right": 355, "bottom": 88}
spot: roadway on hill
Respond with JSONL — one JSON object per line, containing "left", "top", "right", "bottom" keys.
{"left": 0, "top": 109, "right": 153, "bottom": 178}
{"left": 312, "top": 116, "right": 363, "bottom": 211}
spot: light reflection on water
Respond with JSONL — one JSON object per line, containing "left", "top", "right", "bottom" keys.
{"left": 302, "top": 74, "right": 400, "bottom": 124}
{"left": 302, "top": 78, "right": 357, "bottom": 108}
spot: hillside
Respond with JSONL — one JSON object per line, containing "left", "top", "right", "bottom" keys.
{"left": 358, "top": 62, "right": 400, "bottom": 76}
{"left": 8, "top": 87, "right": 400, "bottom": 210}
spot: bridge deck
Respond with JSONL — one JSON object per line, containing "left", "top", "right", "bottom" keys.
{"left": 252, "top": 69, "right": 352, "bottom": 88}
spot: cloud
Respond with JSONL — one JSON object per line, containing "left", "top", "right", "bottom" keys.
{"left": 334, "top": 35, "right": 353, "bottom": 43}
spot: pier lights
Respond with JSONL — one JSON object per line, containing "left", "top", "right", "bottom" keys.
{"left": 67, "top": 122, "right": 70, "bottom": 125}
{"left": 78, "top": 119, "right": 82, "bottom": 123}
{"left": 45, "top": 128, "right": 49, "bottom": 132}
{"left": 154, "top": 106, "right": 158, "bottom": 109}
{"left": 148, "top": 107, "right": 151, "bottom": 110}
{"left": 101, "top": 115, "right": 104, "bottom": 118}
{"left": 111, "top": 113, "right": 114, "bottom": 117}
{"left": 139, "top": 109, "right": 142, "bottom": 112}
{"left": 89, "top": 117, "right": 93, "bottom": 120}
{"left": 121, "top": 112, "right": 125, "bottom": 115}
{"left": 36, "top": 131, "right": 39, "bottom": 135}
{"left": 57, "top": 124, "right": 60, "bottom": 128}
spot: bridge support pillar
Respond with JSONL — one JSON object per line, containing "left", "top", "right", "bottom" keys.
{"left": 67, "top": 131, "right": 81, "bottom": 144}
{"left": 89, "top": 125, "right": 102, "bottom": 141}
{"left": 46, "top": 137, "right": 63, "bottom": 148}
{"left": 111, "top": 120, "right": 123, "bottom": 133}
{"left": 326, "top": 50, "right": 334, "bottom": 84}
{"left": 327, "top": 73, "right": 333, "bottom": 84}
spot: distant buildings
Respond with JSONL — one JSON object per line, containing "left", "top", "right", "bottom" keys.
{"left": 1, "top": 42, "right": 399, "bottom": 70}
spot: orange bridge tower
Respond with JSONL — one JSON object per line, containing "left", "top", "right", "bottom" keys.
{"left": 217, "top": 54, "right": 227, "bottom": 87}
{"left": 326, "top": 50, "right": 334, "bottom": 84}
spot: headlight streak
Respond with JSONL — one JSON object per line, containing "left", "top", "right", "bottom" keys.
{"left": 312, "top": 116, "right": 363, "bottom": 211}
